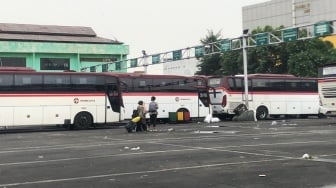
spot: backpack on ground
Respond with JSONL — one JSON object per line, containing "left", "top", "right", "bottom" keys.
{"left": 125, "top": 121, "right": 136, "bottom": 133}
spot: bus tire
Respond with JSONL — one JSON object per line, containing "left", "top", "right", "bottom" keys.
{"left": 256, "top": 106, "right": 268, "bottom": 120}
{"left": 177, "top": 108, "right": 188, "bottom": 113}
{"left": 318, "top": 113, "right": 327, "bottom": 119}
{"left": 74, "top": 112, "right": 93, "bottom": 129}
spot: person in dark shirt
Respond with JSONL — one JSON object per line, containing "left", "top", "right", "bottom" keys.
{"left": 148, "top": 96, "right": 158, "bottom": 131}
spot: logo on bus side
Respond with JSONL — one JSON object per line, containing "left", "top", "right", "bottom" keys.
{"left": 175, "top": 97, "right": 191, "bottom": 102}
{"left": 73, "top": 98, "right": 95, "bottom": 104}
{"left": 74, "top": 98, "right": 79, "bottom": 104}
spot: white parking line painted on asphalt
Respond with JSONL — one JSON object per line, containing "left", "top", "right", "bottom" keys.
{"left": 312, "top": 158, "right": 336, "bottom": 163}
{"left": 0, "top": 129, "right": 331, "bottom": 154}
{"left": 0, "top": 148, "right": 198, "bottom": 166}
{"left": 0, "top": 139, "right": 333, "bottom": 167}
{"left": 0, "top": 158, "right": 289, "bottom": 187}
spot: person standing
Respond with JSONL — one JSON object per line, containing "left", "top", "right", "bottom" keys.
{"left": 136, "top": 100, "right": 147, "bottom": 132}
{"left": 148, "top": 96, "right": 158, "bottom": 131}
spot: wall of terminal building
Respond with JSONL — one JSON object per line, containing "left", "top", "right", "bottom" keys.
{"left": 126, "top": 58, "right": 201, "bottom": 75}
{"left": 243, "top": 0, "right": 336, "bottom": 31}
{"left": 0, "top": 41, "right": 129, "bottom": 72}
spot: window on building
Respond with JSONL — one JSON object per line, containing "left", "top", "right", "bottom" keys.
{"left": 40, "top": 58, "right": 70, "bottom": 70}
{"left": 90, "top": 66, "right": 96, "bottom": 72}
{"left": 0, "top": 57, "right": 26, "bottom": 67}
{"left": 102, "top": 64, "right": 108, "bottom": 72}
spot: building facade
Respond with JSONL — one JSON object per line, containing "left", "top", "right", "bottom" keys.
{"left": 243, "top": 0, "right": 336, "bottom": 31}
{"left": 0, "top": 23, "right": 129, "bottom": 72}
{"left": 126, "top": 58, "right": 201, "bottom": 76}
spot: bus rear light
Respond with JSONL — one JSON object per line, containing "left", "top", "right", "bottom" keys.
{"left": 222, "top": 95, "right": 227, "bottom": 107}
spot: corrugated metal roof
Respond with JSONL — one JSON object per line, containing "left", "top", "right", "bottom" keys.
{"left": 0, "top": 23, "right": 122, "bottom": 44}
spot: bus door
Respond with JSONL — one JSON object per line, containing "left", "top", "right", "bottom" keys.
{"left": 198, "top": 89, "right": 210, "bottom": 107}
{"left": 105, "top": 83, "right": 122, "bottom": 122}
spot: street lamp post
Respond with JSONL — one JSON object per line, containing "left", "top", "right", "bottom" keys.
{"left": 242, "top": 29, "right": 249, "bottom": 109}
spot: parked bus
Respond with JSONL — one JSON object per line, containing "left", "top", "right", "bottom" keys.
{"left": 0, "top": 67, "right": 123, "bottom": 129}
{"left": 111, "top": 73, "right": 210, "bottom": 121}
{"left": 318, "top": 64, "right": 336, "bottom": 116}
{"left": 208, "top": 74, "right": 319, "bottom": 120}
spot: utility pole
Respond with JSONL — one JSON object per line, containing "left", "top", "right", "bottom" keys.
{"left": 242, "top": 29, "right": 249, "bottom": 108}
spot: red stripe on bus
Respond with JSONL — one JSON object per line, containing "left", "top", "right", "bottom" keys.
{"left": 224, "top": 91, "right": 317, "bottom": 95}
{"left": 122, "top": 92, "right": 198, "bottom": 96}
{"left": 209, "top": 88, "right": 317, "bottom": 95}
{"left": 318, "top": 79, "right": 336, "bottom": 83}
{"left": 0, "top": 93, "right": 105, "bottom": 97}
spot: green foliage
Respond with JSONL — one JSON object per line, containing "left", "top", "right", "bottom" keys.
{"left": 196, "top": 25, "right": 336, "bottom": 77}
{"left": 195, "top": 30, "right": 222, "bottom": 75}
{"left": 286, "top": 39, "right": 336, "bottom": 77}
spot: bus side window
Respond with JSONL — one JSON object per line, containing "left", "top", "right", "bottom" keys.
{"left": 269, "top": 79, "right": 285, "bottom": 91}
{"left": 182, "top": 78, "right": 195, "bottom": 92}
{"left": 152, "top": 79, "right": 162, "bottom": 91}
{"left": 300, "top": 80, "right": 318, "bottom": 91}
{"left": 133, "top": 79, "right": 152, "bottom": 92}
{"left": 169, "top": 78, "right": 180, "bottom": 91}
{"left": 44, "top": 74, "right": 71, "bottom": 91}
{"left": 285, "top": 80, "right": 300, "bottom": 91}
{"left": 0, "top": 74, "right": 14, "bottom": 91}
{"left": 71, "top": 75, "right": 104, "bottom": 91}
{"left": 252, "top": 79, "right": 268, "bottom": 91}
{"left": 14, "top": 74, "right": 42, "bottom": 91}
{"left": 234, "top": 78, "right": 244, "bottom": 91}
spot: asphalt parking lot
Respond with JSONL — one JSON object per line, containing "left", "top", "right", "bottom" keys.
{"left": 0, "top": 117, "right": 336, "bottom": 188}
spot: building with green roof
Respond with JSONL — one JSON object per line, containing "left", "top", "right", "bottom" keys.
{"left": 0, "top": 23, "right": 129, "bottom": 72}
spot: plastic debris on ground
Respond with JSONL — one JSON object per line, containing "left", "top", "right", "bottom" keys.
{"left": 130, "top": 146, "right": 140, "bottom": 151}
{"left": 302, "top": 153, "right": 312, "bottom": 159}
{"left": 123, "top": 146, "right": 141, "bottom": 151}
{"left": 204, "top": 114, "right": 220, "bottom": 123}
{"left": 168, "top": 128, "right": 175, "bottom": 132}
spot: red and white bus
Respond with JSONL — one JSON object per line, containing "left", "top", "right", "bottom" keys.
{"left": 208, "top": 74, "right": 319, "bottom": 120}
{"left": 318, "top": 64, "right": 336, "bottom": 116}
{"left": 111, "top": 73, "right": 210, "bottom": 121}
{"left": 0, "top": 67, "right": 123, "bottom": 129}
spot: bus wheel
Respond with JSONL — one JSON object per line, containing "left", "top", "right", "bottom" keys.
{"left": 74, "top": 112, "right": 93, "bottom": 129}
{"left": 177, "top": 108, "right": 188, "bottom": 113}
{"left": 256, "top": 106, "right": 268, "bottom": 120}
{"left": 318, "top": 113, "right": 327, "bottom": 119}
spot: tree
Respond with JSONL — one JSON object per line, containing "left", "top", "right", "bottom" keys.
{"left": 195, "top": 30, "right": 222, "bottom": 75}
{"left": 286, "top": 39, "right": 336, "bottom": 77}
{"left": 200, "top": 25, "right": 336, "bottom": 77}
{"left": 220, "top": 50, "right": 242, "bottom": 75}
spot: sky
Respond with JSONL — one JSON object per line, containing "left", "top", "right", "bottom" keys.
{"left": 0, "top": 0, "right": 268, "bottom": 58}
